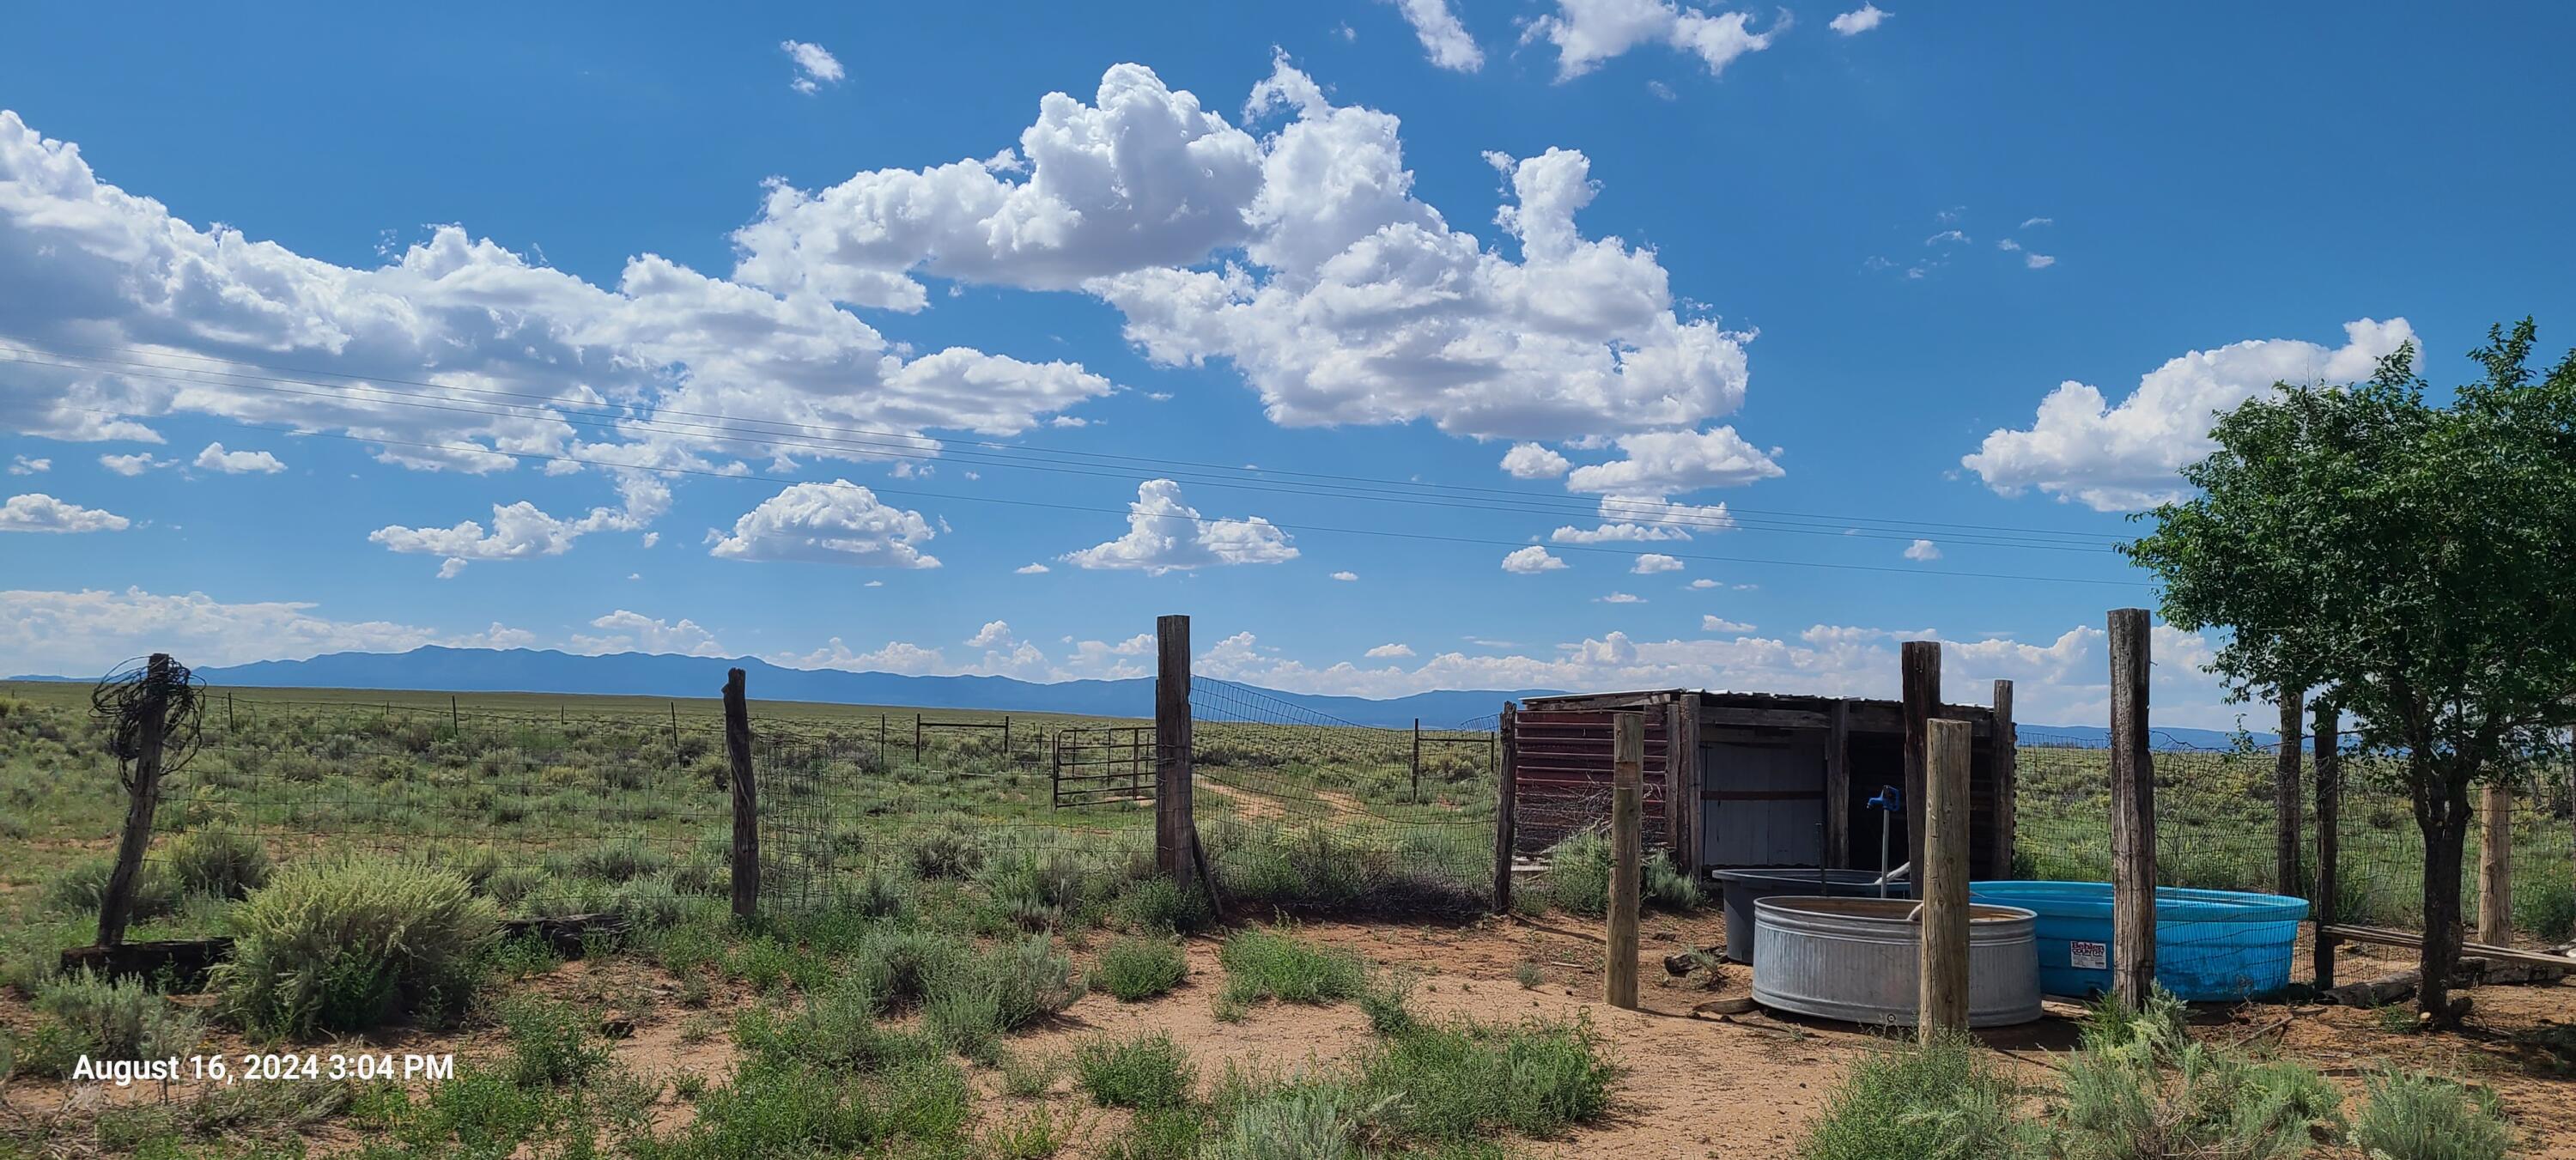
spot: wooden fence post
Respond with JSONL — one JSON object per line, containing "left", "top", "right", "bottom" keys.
{"left": 2276, "top": 690, "right": 2305, "bottom": 899}
{"left": 2108, "top": 608, "right": 2157, "bottom": 1004}
{"left": 1607, "top": 711, "right": 1643, "bottom": 1010}
{"left": 97, "top": 653, "right": 174, "bottom": 948}
{"left": 1412, "top": 719, "right": 1423, "bottom": 805}
{"left": 1900, "top": 641, "right": 1941, "bottom": 877}
{"left": 1921, "top": 717, "right": 1973, "bottom": 1038}
{"left": 2479, "top": 784, "right": 2512, "bottom": 946}
{"left": 1991, "top": 679, "right": 2016, "bottom": 879}
{"left": 1825, "top": 699, "right": 1851, "bottom": 869}
{"left": 1493, "top": 703, "right": 1518, "bottom": 914}
{"left": 914, "top": 714, "right": 923, "bottom": 764}
{"left": 1155, "top": 615, "right": 1194, "bottom": 881}
{"left": 2313, "top": 702, "right": 2341, "bottom": 988}
{"left": 723, "top": 668, "right": 757, "bottom": 921}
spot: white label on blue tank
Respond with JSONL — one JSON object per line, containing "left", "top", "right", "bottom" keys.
{"left": 2069, "top": 940, "right": 2108, "bottom": 970}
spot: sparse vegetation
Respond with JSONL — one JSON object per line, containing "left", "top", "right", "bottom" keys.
{"left": 1218, "top": 923, "right": 1368, "bottom": 1006}
{"left": 2348, "top": 1066, "right": 2514, "bottom": 1160}
{"left": 1796, "top": 1032, "right": 2039, "bottom": 1160}
{"left": 1094, "top": 936, "right": 1189, "bottom": 1001}
{"left": 211, "top": 854, "right": 500, "bottom": 1037}
{"left": 1074, "top": 1031, "right": 1198, "bottom": 1110}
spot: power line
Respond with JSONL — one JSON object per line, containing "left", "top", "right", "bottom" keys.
{"left": 1, "top": 338, "right": 2128, "bottom": 549}
{"left": 45, "top": 400, "right": 2150, "bottom": 589}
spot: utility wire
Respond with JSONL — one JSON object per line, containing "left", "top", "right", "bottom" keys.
{"left": 2, "top": 342, "right": 2124, "bottom": 552}
{"left": 43, "top": 399, "right": 2150, "bottom": 588}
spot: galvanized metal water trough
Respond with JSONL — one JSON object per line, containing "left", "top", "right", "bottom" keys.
{"left": 1750, "top": 896, "right": 2044, "bottom": 1027}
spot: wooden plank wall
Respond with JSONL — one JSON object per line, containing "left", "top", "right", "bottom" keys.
{"left": 1509, "top": 708, "right": 1674, "bottom": 855}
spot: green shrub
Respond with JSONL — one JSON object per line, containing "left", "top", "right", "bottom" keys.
{"left": 1797, "top": 1032, "right": 2038, "bottom": 1160}
{"left": 497, "top": 994, "right": 609, "bottom": 1087}
{"left": 1106, "top": 1108, "right": 1210, "bottom": 1160}
{"left": 211, "top": 855, "right": 499, "bottom": 1037}
{"left": 1114, "top": 876, "right": 1216, "bottom": 934}
{"left": 571, "top": 839, "right": 669, "bottom": 884}
{"left": 482, "top": 865, "right": 548, "bottom": 908}
{"left": 1357, "top": 971, "right": 1419, "bottom": 1037}
{"left": 45, "top": 857, "right": 179, "bottom": 923}
{"left": 1218, "top": 924, "right": 1367, "bottom": 1006}
{"left": 848, "top": 927, "right": 971, "bottom": 1010}
{"left": 1201, "top": 1078, "right": 1361, "bottom": 1160}
{"left": 2348, "top": 1067, "right": 2512, "bottom": 1160}
{"left": 2050, "top": 989, "right": 2342, "bottom": 1160}
{"left": 2514, "top": 865, "right": 2576, "bottom": 943}
{"left": 1094, "top": 937, "right": 1189, "bottom": 1001}
{"left": 163, "top": 829, "right": 271, "bottom": 900}
{"left": 1539, "top": 830, "right": 1613, "bottom": 916}
{"left": 909, "top": 826, "right": 986, "bottom": 879}
{"left": 1643, "top": 851, "right": 1703, "bottom": 910}
{"left": 956, "top": 934, "right": 1084, "bottom": 1032}
{"left": 609, "top": 874, "right": 694, "bottom": 931}
{"left": 1360, "top": 1015, "right": 1614, "bottom": 1142}
{"left": 1074, "top": 1031, "right": 1198, "bottom": 1110}
{"left": 21, "top": 970, "right": 204, "bottom": 1074}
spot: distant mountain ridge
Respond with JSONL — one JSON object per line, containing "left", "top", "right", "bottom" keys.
{"left": 9, "top": 646, "right": 2270, "bottom": 746}
{"left": 15, "top": 646, "right": 1545, "bottom": 730}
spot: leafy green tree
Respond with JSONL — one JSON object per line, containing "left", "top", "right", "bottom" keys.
{"left": 2124, "top": 319, "right": 2576, "bottom": 1022}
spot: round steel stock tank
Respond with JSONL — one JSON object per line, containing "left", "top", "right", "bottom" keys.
{"left": 1751, "top": 896, "right": 2044, "bottom": 1028}
{"left": 1710, "top": 868, "right": 1911, "bottom": 963}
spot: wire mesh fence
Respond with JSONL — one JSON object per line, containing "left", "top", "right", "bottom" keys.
{"left": 1188, "top": 678, "right": 1495, "bottom": 913}
{"left": 2013, "top": 729, "right": 2576, "bottom": 947}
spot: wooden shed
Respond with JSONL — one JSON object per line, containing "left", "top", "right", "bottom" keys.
{"left": 1502, "top": 685, "right": 2017, "bottom": 881}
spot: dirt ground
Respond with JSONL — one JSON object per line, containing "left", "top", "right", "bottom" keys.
{"left": 5, "top": 914, "right": 2573, "bottom": 1158}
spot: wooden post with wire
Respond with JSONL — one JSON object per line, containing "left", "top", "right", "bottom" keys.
{"left": 2276, "top": 690, "right": 2305, "bottom": 898}
{"left": 2108, "top": 608, "right": 2156, "bottom": 1004}
{"left": 1920, "top": 717, "right": 1973, "bottom": 1038}
{"left": 2479, "top": 784, "right": 2512, "bottom": 946}
{"left": 1991, "top": 679, "right": 2016, "bottom": 878}
{"left": 1493, "top": 702, "right": 1517, "bottom": 914}
{"left": 1900, "top": 641, "right": 1941, "bottom": 876}
{"left": 1607, "top": 711, "right": 1643, "bottom": 1010}
{"left": 97, "top": 653, "right": 176, "bottom": 948}
{"left": 723, "top": 667, "right": 757, "bottom": 921}
{"left": 2313, "top": 701, "right": 2342, "bottom": 988}
{"left": 1155, "top": 615, "right": 1194, "bottom": 882}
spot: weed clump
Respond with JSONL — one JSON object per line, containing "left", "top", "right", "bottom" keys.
{"left": 1358, "top": 1014, "right": 1614, "bottom": 1141}
{"left": 12, "top": 970, "right": 204, "bottom": 1077}
{"left": 211, "top": 855, "right": 498, "bottom": 1037}
{"left": 163, "top": 829, "right": 271, "bottom": 900}
{"left": 1217, "top": 924, "right": 1367, "bottom": 1006}
{"left": 1797, "top": 1031, "right": 2038, "bottom": 1160}
{"left": 1074, "top": 1031, "right": 1198, "bottom": 1110}
{"left": 2348, "top": 1066, "right": 2512, "bottom": 1160}
{"left": 1093, "top": 937, "right": 1189, "bottom": 1001}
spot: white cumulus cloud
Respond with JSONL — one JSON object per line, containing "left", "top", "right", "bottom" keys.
{"left": 1904, "top": 538, "right": 1941, "bottom": 562}
{"left": 1702, "top": 615, "right": 1755, "bottom": 633}
{"left": 1501, "top": 545, "right": 1569, "bottom": 574}
{"left": 1364, "top": 642, "right": 1416, "bottom": 659}
{"left": 1, "top": 493, "right": 130, "bottom": 533}
{"left": 192, "top": 442, "right": 285, "bottom": 474}
{"left": 371, "top": 475, "right": 670, "bottom": 577}
{"left": 1330, "top": 570, "right": 1358, "bottom": 581}
{"left": 1552, "top": 494, "right": 1735, "bottom": 543}
{"left": 1563, "top": 427, "right": 1783, "bottom": 495}
{"left": 1524, "top": 0, "right": 1784, "bottom": 81}
{"left": 1963, "top": 318, "right": 2415, "bottom": 511}
{"left": 706, "top": 481, "right": 941, "bottom": 568}
{"left": 0, "top": 586, "right": 528, "bottom": 676}
{"left": 1500, "top": 442, "right": 1571, "bottom": 480}
{"left": 781, "top": 40, "right": 845, "bottom": 95}
{"left": 570, "top": 610, "right": 726, "bottom": 657}
{"left": 1632, "top": 553, "right": 1683, "bottom": 573}
{"left": 1829, "top": 4, "right": 1887, "bottom": 35}
{"left": 1061, "top": 479, "right": 1297, "bottom": 575}
{"left": 6, "top": 456, "right": 46, "bottom": 475}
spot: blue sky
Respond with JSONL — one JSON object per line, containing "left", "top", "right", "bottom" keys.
{"left": 4, "top": 2, "right": 2572, "bottom": 728}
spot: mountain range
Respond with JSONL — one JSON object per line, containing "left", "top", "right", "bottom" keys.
{"left": 10, "top": 646, "right": 2269, "bottom": 747}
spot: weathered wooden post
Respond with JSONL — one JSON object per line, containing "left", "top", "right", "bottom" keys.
{"left": 2276, "top": 690, "right": 2305, "bottom": 898}
{"left": 1991, "top": 679, "right": 2016, "bottom": 878}
{"left": 2108, "top": 608, "right": 2157, "bottom": 1004}
{"left": 2479, "top": 784, "right": 2512, "bottom": 946}
{"left": 1493, "top": 702, "right": 1518, "bottom": 914}
{"left": 1920, "top": 717, "right": 1973, "bottom": 1038}
{"left": 1412, "top": 718, "right": 1422, "bottom": 805}
{"left": 1155, "top": 615, "right": 1194, "bottom": 883}
{"left": 914, "top": 714, "right": 923, "bottom": 764}
{"left": 2313, "top": 701, "right": 2341, "bottom": 988}
{"left": 97, "top": 653, "right": 174, "bottom": 948}
{"left": 1900, "top": 641, "right": 1941, "bottom": 876}
{"left": 1825, "top": 699, "right": 1851, "bottom": 868}
{"left": 722, "top": 668, "right": 757, "bottom": 921}
{"left": 1607, "top": 711, "right": 1643, "bottom": 1010}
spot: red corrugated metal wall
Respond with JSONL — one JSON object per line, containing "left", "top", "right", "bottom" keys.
{"left": 1507, "top": 708, "right": 1671, "bottom": 856}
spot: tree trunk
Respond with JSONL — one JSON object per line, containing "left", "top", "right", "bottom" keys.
{"left": 2415, "top": 768, "right": 2476, "bottom": 1023}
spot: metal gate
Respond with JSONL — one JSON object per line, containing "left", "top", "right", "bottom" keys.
{"left": 1052, "top": 725, "right": 1153, "bottom": 809}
